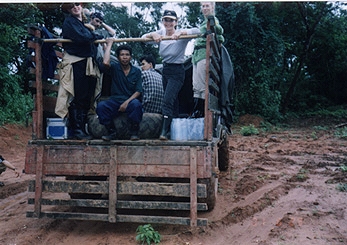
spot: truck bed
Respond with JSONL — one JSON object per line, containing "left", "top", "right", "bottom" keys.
{"left": 25, "top": 139, "right": 219, "bottom": 226}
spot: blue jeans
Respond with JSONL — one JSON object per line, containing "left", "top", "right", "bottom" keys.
{"left": 162, "top": 63, "right": 185, "bottom": 117}
{"left": 96, "top": 98, "right": 143, "bottom": 125}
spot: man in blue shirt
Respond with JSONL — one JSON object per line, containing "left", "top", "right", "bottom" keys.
{"left": 96, "top": 39, "right": 143, "bottom": 141}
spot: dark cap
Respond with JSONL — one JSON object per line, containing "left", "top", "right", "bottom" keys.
{"left": 90, "top": 12, "right": 104, "bottom": 21}
{"left": 162, "top": 10, "right": 177, "bottom": 20}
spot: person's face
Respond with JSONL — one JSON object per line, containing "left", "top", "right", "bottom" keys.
{"left": 118, "top": 50, "right": 131, "bottom": 66}
{"left": 69, "top": 3, "right": 82, "bottom": 17}
{"left": 162, "top": 18, "right": 177, "bottom": 31}
{"left": 201, "top": 2, "right": 213, "bottom": 16}
{"left": 140, "top": 60, "right": 152, "bottom": 71}
{"left": 91, "top": 17, "right": 102, "bottom": 28}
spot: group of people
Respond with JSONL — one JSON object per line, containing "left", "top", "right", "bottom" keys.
{"left": 56, "top": 2, "right": 224, "bottom": 141}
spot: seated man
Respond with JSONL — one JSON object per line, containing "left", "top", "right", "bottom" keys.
{"left": 96, "top": 40, "right": 143, "bottom": 141}
{"left": 139, "top": 54, "right": 164, "bottom": 114}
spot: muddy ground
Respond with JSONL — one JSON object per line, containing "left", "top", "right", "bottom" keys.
{"left": 0, "top": 116, "right": 346, "bottom": 245}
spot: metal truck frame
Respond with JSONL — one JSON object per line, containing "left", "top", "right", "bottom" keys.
{"left": 25, "top": 17, "right": 234, "bottom": 227}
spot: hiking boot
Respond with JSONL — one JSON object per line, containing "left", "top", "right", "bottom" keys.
{"left": 102, "top": 123, "right": 117, "bottom": 141}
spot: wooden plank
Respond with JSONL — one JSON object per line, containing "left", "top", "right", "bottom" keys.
{"left": 32, "top": 111, "right": 38, "bottom": 140}
{"left": 27, "top": 199, "right": 208, "bottom": 211}
{"left": 28, "top": 180, "right": 207, "bottom": 198}
{"left": 26, "top": 211, "right": 109, "bottom": 222}
{"left": 208, "top": 78, "right": 220, "bottom": 94}
{"left": 28, "top": 139, "right": 210, "bottom": 147}
{"left": 33, "top": 145, "right": 44, "bottom": 218}
{"left": 208, "top": 93, "right": 221, "bottom": 114}
{"left": 117, "top": 182, "right": 207, "bottom": 198}
{"left": 190, "top": 147, "right": 197, "bottom": 226}
{"left": 108, "top": 147, "right": 117, "bottom": 223}
{"left": 26, "top": 212, "right": 208, "bottom": 226}
{"left": 28, "top": 198, "right": 109, "bottom": 208}
{"left": 25, "top": 144, "right": 213, "bottom": 178}
{"left": 209, "top": 65, "right": 220, "bottom": 84}
{"left": 205, "top": 33, "right": 213, "bottom": 141}
{"left": 25, "top": 145, "right": 37, "bottom": 174}
{"left": 34, "top": 38, "right": 44, "bottom": 139}
{"left": 210, "top": 54, "right": 220, "bottom": 73}
{"left": 116, "top": 200, "right": 208, "bottom": 211}
{"left": 210, "top": 36, "right": 220, "bottom": 61}
{"left": 27, "top": 40, "right": 36, "bottom": 49}
{"left": 36, "top": 163, "right": 210, "bottom": 179}
{"left": 116, "top": 214, "right": 208, "bottom": 226}
{"left": 29, "top": 80, "right": 59, "bottom": 92}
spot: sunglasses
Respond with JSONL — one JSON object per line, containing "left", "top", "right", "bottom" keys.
{"left": 163, "top": 18, "right": 175, "bottom": 23}
{"left": 70, "top": 3, "right": 81, "bottom": 9}
{"left": 95, "top": 19, "right": 102, "bottom": 24}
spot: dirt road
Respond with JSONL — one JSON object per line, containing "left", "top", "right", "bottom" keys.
{"left": 0, "top": 119, "right": 346, "bottom": 245}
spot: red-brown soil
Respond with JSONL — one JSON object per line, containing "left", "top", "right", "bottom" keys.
{"left": 1, "top": 117, "right": 347, "bottom": 245}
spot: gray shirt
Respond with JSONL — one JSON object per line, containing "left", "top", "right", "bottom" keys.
{"left": 144, "top": 28, "right": 200, "bottom": 64}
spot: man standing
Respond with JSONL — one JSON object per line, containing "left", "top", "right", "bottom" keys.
{"left": 139, "top": 55, "right": 163, "bottom": 114}
{"left": 89, "top": 12, "right": 115, "bottom": 38}
{"left": 96, "top": 39, "right": 143, "bottom": 141}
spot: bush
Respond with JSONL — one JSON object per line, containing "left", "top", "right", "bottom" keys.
{"left": 0, "top": 68, "right": 33, "bottom": 125}
{"left": 136, "top": 224, "right": 161, "bottom": 245}
{"left": 240, "top": 124, "right": 259, "bottom": 136}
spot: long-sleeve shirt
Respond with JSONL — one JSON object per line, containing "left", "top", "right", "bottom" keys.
{"left": 62, "top": 15, "right": 101, "bottom": 58}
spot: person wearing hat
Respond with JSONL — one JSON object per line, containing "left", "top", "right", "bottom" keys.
{"left": 89, "top": 12, "right": 115, "bottom": 38}
{"left": 142, "top": 10, "right": 200, "bottom": 140}
{"left": 55, "top": 3, "right": 104, "bottom": 140}
{"left": 191, "top": 2, "right": 224, "bottom": 118}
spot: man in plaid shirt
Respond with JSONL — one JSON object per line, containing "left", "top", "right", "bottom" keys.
{"left": 140, "top": 55, "right": 164, "bottom": 114}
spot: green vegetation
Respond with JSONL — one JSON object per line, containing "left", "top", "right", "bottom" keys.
{"left": 334, "top": 127, "right": 347, "bottom": 139}
{"left": 136, "top": 224, "right": 161, "bottom": 245}
{"left": 340, "top": 165, "right": 347, "bottom": 172}
{"left": 240, "top": 124, "right": 259, "bottom": 136}
{"left": 296, "top": 169, "right": 308, "bottom": 180}
{"left": 336, "top": 183, "right": 347, "bottom": 192}
{"left": 0, "top": 2, "right": 347, "bottom": 125}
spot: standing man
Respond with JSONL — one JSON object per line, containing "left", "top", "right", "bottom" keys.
{"left": 96, "top": 39, "right": 143, "bottom": 141}
{"left": 89, "top": 12, "right": 115, "bottom": 38}
{"left": 139, "top": 55, "right": 164, "bottom": 114}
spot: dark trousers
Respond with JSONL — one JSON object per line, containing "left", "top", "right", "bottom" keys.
{"left": 71, "top": 59, "right": 97, "bottom": 110}
{"left": 96, "top": 98, "right": 143, "bottom": 125}
{"left": 162, "top": 63, "right": 185, "bottom": 117}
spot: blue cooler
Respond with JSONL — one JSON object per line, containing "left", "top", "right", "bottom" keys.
{"left": 46, "top": 118, "right": 68, "bottom": 139}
